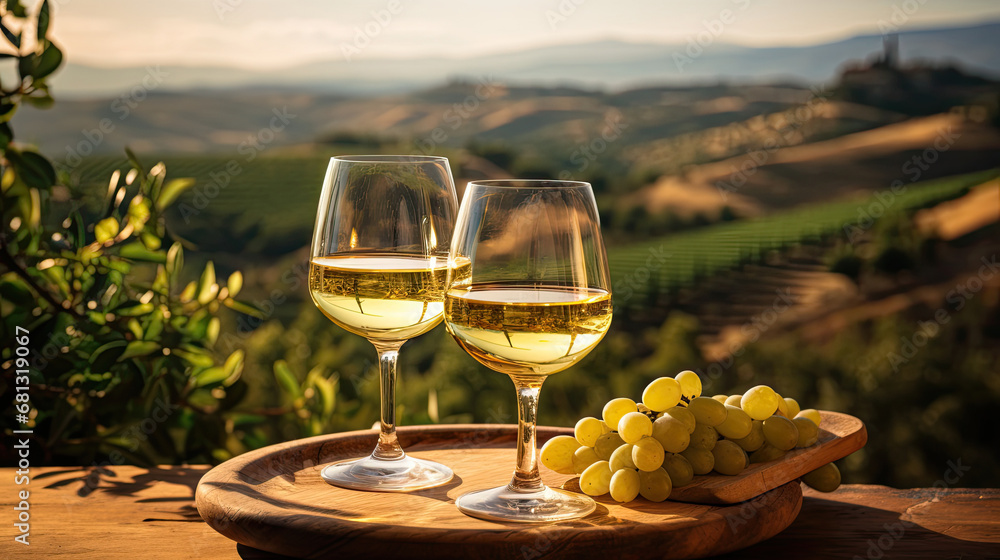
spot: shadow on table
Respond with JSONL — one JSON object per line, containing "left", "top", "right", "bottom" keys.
{"left": 713, "top": 495, "right": 1000, "bottom": 559}
{"left": 35, "top": 465, "right": 211, "bottom": 498}
{"left": 233, "top": 494, "right": 1000, "bottom": 560}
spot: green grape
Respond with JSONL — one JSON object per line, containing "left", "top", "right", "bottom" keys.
{"left": 618, "top": 411, "right": 653, "bottom": 444}
{"left": 675, "top": 370, "right": 702, "bottom": 401}
{"left": 688, "top": 396, "right": 728, "bottom": 427}
{"left": 632, "top": 436, "right": 665, "bottom": 472}
{"left": 775, "top": 393, "right": 790, "bottom": 417}
{"left": 572, "top": 445, "right": 601, "bottom": 474}
{"left": 580, "top": 460, "right": 613, "bottom": 496}
{"left": 711, "top": 394, "right": 728, "bottom": 403}
{"left": 638, "top": 467, "right": 673, "bottom": 502}
{"left": 762, "top": 415, "right": 798, "bottom": 451}
{"left": 711, "top": 440, "right": 747, "bottom": 475}
{"left": 603, "top": 397, "right": 638, "bottom": 429}
{"left": 725, "top": 394, "right": 742, "bottom": 407}
{"left": 662, "top": 406, "right": 696, "bottom": 434}
{"left": 793, "top": 417, "right": 819, "bottom": 447}
{"left": 595, "top": 431, "right": 626, "bottom": 460}
{"left": 539, "top": 435, "right": 580, "bottom": 474}
{"left": 651, "top": 415, "right": 691, "bottom": 453}
{"left": 802, "top": 462, "right": 841, "bottom": 492}
{"left": 680, "top": 447, "right": 714, "bottom": 475}
{"left": 797, "top": 408, "right": 822, "bottom": 426}
{"left": 609, "top": 468, "right": 640, "bottom": 503}
{"left": 574, "top": 416, "right": 604, "bottom": 447}
{"left": 642, "top": 377, "right": 682, "bottom": 412}
{"left": 741, "top": 385, "right": 780, "bottom": 420}
{"left": 734, "top": 420, "right": 765, "bottom": 452}
{"left": 610, "top": 444, "right": 637, "bottom": 471}
{"left": 784, "top": 397, "right": 801, "bottom": 418}
{"left": 689, "top": 423, "right": 718, "bottom": 450}
{"left": 663, "top": 453, "right": 694, "bottom": 487}
{"left": 749, "top": 443, "right": 785, "bottom": 463}
{"left": 716, "top": 404, "right": 753, "bottom": 440}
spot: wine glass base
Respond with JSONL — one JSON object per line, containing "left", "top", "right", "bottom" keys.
{"left": 321, "top": 454, "right": 453, "bottom": 492}
{"left": 456, "top": 484, "right": 596, "bottom": 523}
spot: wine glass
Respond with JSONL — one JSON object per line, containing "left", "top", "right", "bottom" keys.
{"left": 309, "top": 155, "right": 458, "bottom": 492}
{"left": 444, "top": 179, "right": 613, "bottom": 522}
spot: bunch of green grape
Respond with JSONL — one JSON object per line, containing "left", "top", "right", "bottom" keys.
{"left": 539, "top": 371, "right": 842, "bottom": 504}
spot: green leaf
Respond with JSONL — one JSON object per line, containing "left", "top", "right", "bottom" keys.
{"left": 18, "top": 54, "right": 32, "bottom": 81}
{"left": 221, "top": 350, "right": 244, "bottom": 386}
{"left": 166, "top": 242, "right": 183, "bottom": 286}
{"left": 127, "top": 318, "right": 144, "bottom": 339}
{"left": 196, "top": 261, "right": 217, "bottom": 305}
{"left": 36, "top": 1, "right": 50, "bottom": 41}
{"left": 89, "top": 340, "right": 128, "bottom": 368}
{"left": 144, "top": 308, "right": 164, "bottom": 340}
{"left": 5, "top": 148, "right": 57, "bottom": 189}
{"left": 226, "top": 270, "right": 243, "bottom": 297}
{"left": 95, "top": 217, "right": 120, "bottom": 244}
{"left": 124, "top": 147, "right": 144, "bottom": 174}
{"left": 0, "top": 277, "right": 33, "bottom": 304}
{"left": 17, "top": 150, "right": 57, "bottom": 188}
{"left": 206, "top": 317, "right": 220, "bottom": 345}
{"left": 172, "top": 348, "right": 214, "bottom": 368}
{"left": 313, "top": 374, "right": 337, "bottom": 418}
{"left": 115, "top": 302, "right": 154, "bottom": 317}
{"left": 0, "top": 122, "right": 12, "bottom": 147}
{"left": 156, "top": 177, "right": 195, "bottom": 210}
{"left": 33, "top": 41, "right": 62, "bottom": 80}
{"left": 273, "top": 360, "right": 301, "bottom": 399}
{"left": 194, "top": 367, "right": 228, "bottom": 387}
{"left": 0, "top": 102, "right": 15, "bottom": 123}
{"left": 223, "top": 298, "right": 265, "bottom": 319}
{"left": 118, "top": 340, "right": 160, "bottom": 361}
{"left": 23, "top": 92, "right": 54, "bottom": 109}
{"left": 140, "top": 231, "right": 161, "bottom": 251}
{"left": 119, "top": 242, "right": 166, "bottom": 263}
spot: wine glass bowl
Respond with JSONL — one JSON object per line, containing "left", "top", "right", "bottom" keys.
{"left": 444, "top": 179, "right": 613, "bottom": 521}
{"left": 309, "top": 155, "right": 458, "bottom": 492}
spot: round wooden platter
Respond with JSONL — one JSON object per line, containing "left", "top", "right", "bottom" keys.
{"left": 196, "top": 424, "right": 803, "bottom": 560}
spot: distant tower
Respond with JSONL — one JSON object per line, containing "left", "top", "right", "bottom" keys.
{"left": 882, "top": 33, "right": 899, "bottom": 68}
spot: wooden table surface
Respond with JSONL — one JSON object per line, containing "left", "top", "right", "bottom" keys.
{"left": 3, "top": 466, "right": 999, "bottom": 559}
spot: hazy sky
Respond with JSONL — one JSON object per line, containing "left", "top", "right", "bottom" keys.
{"left": 38, "top": 0, "right": 1000, "bottom": 68}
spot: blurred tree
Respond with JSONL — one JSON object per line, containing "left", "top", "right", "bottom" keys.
{"left": 0, "top": 2, "right": 338, "bottom": 466}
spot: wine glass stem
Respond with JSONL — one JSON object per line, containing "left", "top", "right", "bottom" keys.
{"left": 508, "top": 377, "right": 545, "bottom": 493}
{"left": 372, "top": 342, "right": 405, "bottom": 461}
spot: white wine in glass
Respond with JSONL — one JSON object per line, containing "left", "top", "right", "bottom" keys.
{"left": 309, "top": 155, "right": 459, "bottom": 492}
{"left": 444, "top": 179, "right": 613, "bottom": 522}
